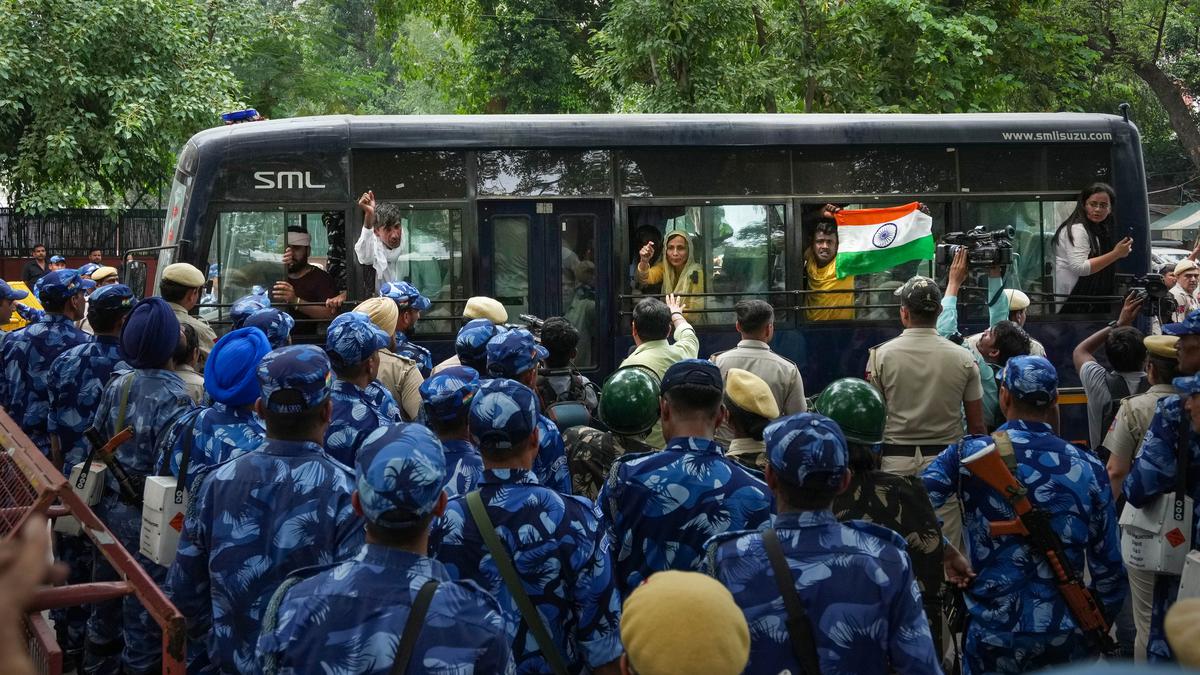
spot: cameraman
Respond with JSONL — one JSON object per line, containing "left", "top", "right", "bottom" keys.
{"left": 536, "top": 316, "right": 599, "bottom": 415}
{"left": 937, "top": 249, "right": 1033, "bottom": 429}
{"left": 1072, "top": 292, "right": 1148, "bottom": 453}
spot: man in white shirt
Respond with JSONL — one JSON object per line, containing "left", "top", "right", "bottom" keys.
{"left": 354, "top": 190, "right": 407, "bottom": 294}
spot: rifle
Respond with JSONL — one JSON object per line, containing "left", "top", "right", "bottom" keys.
{"left": 83, "top": 426, "right": 141, "bottom": 505}
{"left": 961, "top": 438, "right": 1117, "bottom": 654}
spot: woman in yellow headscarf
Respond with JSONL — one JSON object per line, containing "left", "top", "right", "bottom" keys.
{"left": 636, "top": 231, "right": 706, "bottom": 321}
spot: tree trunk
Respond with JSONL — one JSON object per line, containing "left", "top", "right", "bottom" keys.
{"left": 1133, "top": 60, "right": 1200, "bottom": 173}
{"left": 752, "top": 5, "right": 778, "bottom": 113}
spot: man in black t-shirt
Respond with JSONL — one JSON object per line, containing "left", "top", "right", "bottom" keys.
{"left": 271, "top": 230, "right": 338, "bottom": 337}
{"left": 21, "top": 243, "right": 48, "bottom": 287}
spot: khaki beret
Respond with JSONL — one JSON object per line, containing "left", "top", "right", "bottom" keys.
{"left": 161, "top": 263, "right": 206, "bottom": 288}
{"left": 620, "top": 571, "right": 749, "bottom": 675}
{"left": 1176, "top": 259, "right": 1199, "bottom": 275}
{"left": 1145, "top": 334, "right": 1180, "bottom": 360}
{"left": 91, "top": 266, "right": 119, "bottom": 282}
{"left": 1004, "top": 289, "right": 1031, "bottom": 311}
{"left": 463, "top": 296, "right": 507, "bottom": 325}
{"left": 1166, "top": 598, "right": 1200, "bottom": 667}
{"left": 354, "top": 297, "right": 399, "bottom": 336}
{"left": 724, "top": 368, "right": 780, "bottom": 420}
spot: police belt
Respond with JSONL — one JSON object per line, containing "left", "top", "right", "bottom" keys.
{"left": 880, "top": 443, "right": 946, "bottom": 457}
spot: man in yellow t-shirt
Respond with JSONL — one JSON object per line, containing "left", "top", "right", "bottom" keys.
{"left": 805, "top": 218, "right": 854, "bottom": 320}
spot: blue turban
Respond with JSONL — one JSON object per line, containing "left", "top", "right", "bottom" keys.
{"left": 205, "top": 327, "right": 272, "bottom": 406}
{"left": 120, "top": 297, "right": 181, "bottom": 369}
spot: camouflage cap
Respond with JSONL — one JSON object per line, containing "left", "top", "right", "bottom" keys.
{"left": 764, "top": 412, "right": 849, "bottom": 488}
{"left": 469, "top": 378, "right": 539, "bottom": 450}
{"left": 244, "top": 308, "right": 295, "bottom": 349}
{"left": 356, "top": 423, "right": 447, "bottom": 527}
{"left": 456, "top": 319, "right": 504, "bottom": 371}
{"left": 486, "top": 328, "right": 547, "bottom": 379}
{"left": 87, "top": 284, "right": 136, "bottom": 315}
{"left": 893, "top": 275, "right": 942, "bottom": 313}
{"left": 380, "top": 281, "right": 432, "bottom": 312}
{"left": 1164, "top": 308, "right": 1200, "bottom": 337}
{"left": 39, "top": 270, "right": 94, "bottom": 303}
{"left": 230, "top": 292, "right": 271, "bottom": 329}
{"left": 0, "top": 279, "right": 28, "bottom": 302}
{"left": 325, "top": 312, "right": 390, "bottom": 367}
{"left": 420, "top": 366, "right": 482, "bottom": 422}
{"left": 256, "top": 344, "right": 334, "bottom": 413}
{"left": 78, "top": 263, "right": 100, "bottom": 278}
{"left": 999, "top": 354, "right": 1058, "bottom": 407}
{"left": 1175, "top": 374, "right": 1200, "bottom": 396}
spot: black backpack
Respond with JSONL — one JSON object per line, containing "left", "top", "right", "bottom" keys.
{"left": 1100, "top": 371, "right": 1149, "bottom": 452}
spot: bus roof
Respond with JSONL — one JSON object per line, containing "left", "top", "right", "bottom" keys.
{"left": 188, "top": 113, "right": 1134, "bottom": 156}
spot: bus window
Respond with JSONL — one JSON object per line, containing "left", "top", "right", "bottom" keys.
{"left": 627, "top": 204, "right": 786, "bottom": 325}
{"left": 560, "top": 214, "right": 597, "bottom": 366}
{"left": 206, "top": 211, "right": 288, "bottom": 325}
{"left": 800, "top": 201, "right": 948, "bottom": 322}
{"left": 389, "top": 207, "right": 464, "bottom": 335}
{"left": 493, "top": 215, "right": 530, "bottom": 318}
{"left": 961, "top": 200, "right": 1075, "bottom": 317}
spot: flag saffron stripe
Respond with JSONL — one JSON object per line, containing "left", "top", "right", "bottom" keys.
{"left": 835, "top": 202, "right": 922, "bottom": 227}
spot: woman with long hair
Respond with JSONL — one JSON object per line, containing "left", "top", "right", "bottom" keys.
{"left": 1054, "top": 182, "right": 1132, "bottom": 314}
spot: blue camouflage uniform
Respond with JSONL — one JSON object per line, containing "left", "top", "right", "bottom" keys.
{"left": 165, "top": 345, "right": 366, "bottom": 674}
{"left": 420, "top": 366, "right": 485, "bottom": 497}
{"left": 44, "top": 284, "right": 134, "bottom": 661}
{"left": 86, "top": 298, "right": 193, "bottom": 675}
{"left": 258, "top": 423, "right": 515, "bottom": 675}
{"left": 230, "top": 292, "right": 270, "bottom": 329}
{"left": 244, "top": 307, "right": 294, "bottom": 348}
{"left": 924, "top": 356, "right": 1125, "bottom": 674}
{"left": 430, "top": 379, "right": 623, "bottom": 674}
{"left": 324, "top": 312, "right": 402, "bottom": 466}
{"left": 1, "top": 270, "right": 94, "bottom": 455}
{"left": 598, "top": 359, "right": 774, "bottom": 596}
{"left": 705, "top": 412, "right": 940, "bottom": 675}
{"left": 486, "top": 328, "right": 572, "bottom": 494}
{"left": 1125, "top": 375, "right": 1200, "bottom": 662}
{"left": 456, "top": 318, "right": 505, "bottom": 372}
{"left": 382, "top": 281, "right": 433, "bottom": 376}
{"left": 0, "top": 279, "right": 29, "bottom": 348}
{"left": 156, "top": 328, "right": 272, "bottom": 484}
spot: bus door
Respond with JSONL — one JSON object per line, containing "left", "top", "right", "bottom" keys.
{"left": 478, "top": 200, "right": 611, "bottom": 371}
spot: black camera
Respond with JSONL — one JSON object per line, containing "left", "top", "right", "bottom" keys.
{"left": 506, "top": 313, "right": 545, "bottom": 338}
{"left": 1129, "top": 273, "right": 1177, "bottom": 323}
{"left": 935, "top": 226, "right": 1015, "bottom": 267}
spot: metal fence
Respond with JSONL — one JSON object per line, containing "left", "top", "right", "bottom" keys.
{"left": 0, "top": 208, "right": 166, "bottom": 257}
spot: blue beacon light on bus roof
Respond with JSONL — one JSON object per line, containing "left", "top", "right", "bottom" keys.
{"left": 221, "top": 109, "right": 262, "bottom": 124}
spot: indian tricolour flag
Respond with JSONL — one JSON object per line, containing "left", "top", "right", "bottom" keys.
{"left": 833, "top": 202, "right": 934, "bottom": 279}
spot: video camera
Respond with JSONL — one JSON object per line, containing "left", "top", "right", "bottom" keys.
{"left": 1129, "top": 273, "right": 1177, "bottom": 323}
{"left": 935, "top": 226, "right": 1015, "bottom": 268}
{"left": 506, "top": 313, "right": 545, "bottom": 339}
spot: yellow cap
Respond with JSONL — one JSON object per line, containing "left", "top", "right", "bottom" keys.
{"left": 463, "top": 296, "right": 507, "bottom": 324}
{"left": 1145, "top": 334, "right": 1180, "bottom": 360}
{"left": 621, "top": 571, "right": 749, "bottom": 675}
{"left": 355, "top": 297, "right": 399, "bottom": 336}
{"left": 91, "top": 266, "right": 119, "bottom": 282}
{"left": 1166, "top": 598, "right": 1200, "bottom": 667}
{"left": 161, "top": 263, "right": 206, "bottom": 288}
{"left": 1176, "top": 259, "right": 1199, "bottom": 275}
{"left": 1004, "top": 289, "right": 1031, "bottom": 311}
{"left": 724, "top": 368, "right": 780, "bottom": 419}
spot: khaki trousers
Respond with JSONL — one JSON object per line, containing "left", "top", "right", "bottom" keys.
{"left": 1128, "top": 566, "right": 1156, "bottom": 661}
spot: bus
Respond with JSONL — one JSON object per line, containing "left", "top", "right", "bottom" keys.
{"left": 136, "top": 113, "right": 1150, "bottom": 444}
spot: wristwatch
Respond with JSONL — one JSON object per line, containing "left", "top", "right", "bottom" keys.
{"left": 1107, "top": 320, "right": 1119, "bottom": 329}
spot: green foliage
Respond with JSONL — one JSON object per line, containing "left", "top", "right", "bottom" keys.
{"left": 0, "top": 0, "right": 239, "bottom": 212}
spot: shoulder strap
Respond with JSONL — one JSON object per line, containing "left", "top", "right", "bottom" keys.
{"left": 1175, "top": 410, "right": 1192, "bottom": 505}
{"left": 761, "top": 528, "right": 822, "bottom": 675}
{"left": 465, "top": 490, "right": 569, "bottom": 675}
{"left": 990, "top": 431, "right": 1018, "bottom": 473}
{"left": 389, "top": 579, "right": 440, "bottom": 675}
{"left": 1104, "top": 371, "right": 1131, "bottom": 400}
{"left": 173, "top": 410, "right": 203, "bottom": 505}
{"left": 114, "top": 373, "right": 136, "bottom": 433}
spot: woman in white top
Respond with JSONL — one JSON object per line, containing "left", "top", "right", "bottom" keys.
{"left": 1054, "top": 182, "right": 1132, "bottom": 314}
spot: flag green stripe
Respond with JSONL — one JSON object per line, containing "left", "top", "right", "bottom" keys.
{"left": 835, "top": 235, "right": 935, "bottom": 278}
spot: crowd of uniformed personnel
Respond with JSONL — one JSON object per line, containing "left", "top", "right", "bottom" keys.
{"left": 6, "top": 221, "right": 1200, "bottom": 675}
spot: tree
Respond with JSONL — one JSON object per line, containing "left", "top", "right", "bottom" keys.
{"left": 0, "top": 0, "right": 240, "bottom": 212}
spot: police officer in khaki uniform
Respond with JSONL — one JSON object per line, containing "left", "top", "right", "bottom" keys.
{"left": 355, "top": 297, "right": 423, "bottom": 421}
{"left": 965, "top": 289, "right": 1047, "bottom": 357}
{"left": 160, "top": 262, "right": 218, "bottom": 366}
{"left": 711, "top": 299, "right": 806, "bottom": 418}
{"left": 722, "top": 368, "right": 779, "bottom": 471}
{"left": 866, "top": 275, "right": 985, "bottom": 552}
{"left": 431, "top": 296, "right": 509, "bottom": 375}
{"left": 1104, "top": 333, "right": 1178, "bottom": 659}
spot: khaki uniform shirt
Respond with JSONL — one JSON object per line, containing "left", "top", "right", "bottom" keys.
{"left": 432, "top": 354, "right": 461, "bottom": 376}
{"left": 175, "top": 364, "right": 206, "bottom": 404}
{"left": 712, "top": 339, "right": 807, "bottom": 414}
{"left": 169, "top": 302, "right": 217, "bottom": 367}
{"left": 726, "top": 438, "right": 767, "bottom": 471}
{"left": 867, "top": 328, "right": 984, "bottom": 446}
{"left": 1102, "top": 383, "right": 1177, "bottom": 463}
{"left": 619, "top": 321, "right": 700, "bottom": 448}
{"left": 965, "top": 331, "right": 1047, "bottom": 358}
{"left": 376, "top": 349, "right": 424, "bottom": 421}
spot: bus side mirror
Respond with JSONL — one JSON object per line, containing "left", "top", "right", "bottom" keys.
{"left": 123, "top": 260, "right": 148, "bottom": 299}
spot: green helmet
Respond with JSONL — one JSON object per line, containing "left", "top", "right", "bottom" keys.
{"left": 599, "top": 366, "right": 661, "bottom": 436}
{"left": 813, "top": 378, "right": 886, "bottom": 445}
